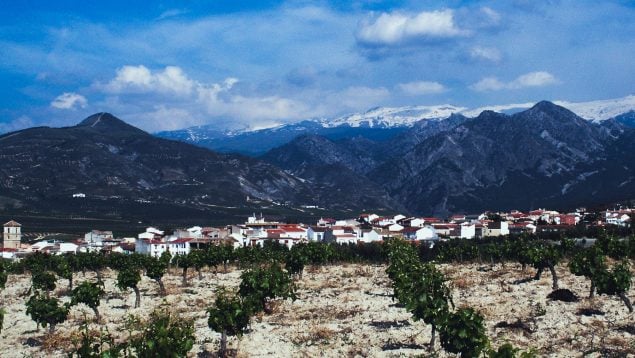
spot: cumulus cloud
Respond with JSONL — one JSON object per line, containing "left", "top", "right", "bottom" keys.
{"left": 398, "top": 81, "right": 447, "bottom": 95}
{"left": 103, "top": 65, "right": 195, "bottom": 95}
{"left": 356, "top": 9, "right": 468, "bottom": 47}
{"left": 470, "top": 71, "right": 559, "bottom": 91}
{"left": 50, "top": 92, "right": 88, "bottom": 109}
{"left": 96, "top": 65, "right": 315, "bottom": 131}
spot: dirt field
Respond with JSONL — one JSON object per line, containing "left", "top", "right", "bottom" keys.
{"left": 1, "top": 261, "right": 634, "bottom": 357}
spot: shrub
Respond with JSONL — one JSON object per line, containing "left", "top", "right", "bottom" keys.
{"left": 439, "top": 307, "right": 488, "bottom": 358}
{"left": 25, "top": 292, "right": 69, "bottom": 333}
{"left": 129, "top": 309, "right": 195, "bottom": 358}
{"left": 595, "top": 260, "right": 633, "bottom": 312}
{"left": 238, "top": 264, "right": 296, "bottom": 314}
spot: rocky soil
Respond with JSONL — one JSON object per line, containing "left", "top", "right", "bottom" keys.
{"left": 1, "top": 261, "right": 634, "bottom": 357}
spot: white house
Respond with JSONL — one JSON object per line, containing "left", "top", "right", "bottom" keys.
{"left": 333, "top": 233, "right": 357, "bottom": 244}
{"left": 484, "top": 221, "right": 509, "bottom": 237}
{"left": 138, "top": 227, "right": 164, "bottom": 240}
{"left": 415, "top": 226, "right": 438, "bottom": 241}
{"left": 58, "top": 242, "right": 79, "bottom": 254}
{"left": 388, "top": 223, "right": 404, "bottom": 232}
{"left": 84, "top": 230, "right": 113, "bottom": 244}
{"left": 393, "top": 214, "right": 406, "bottom": 222}
{"left": 457, "top": 223, "right": 476, "bottom": 239}
{"left": 409, "top": 218, "right": 426, "bottom": 228}
{"left": 359, "top": 229, "right": 382, "bottom": 243}
{"left": 307, "top": 227, "right": 329, "bottom": 242}
{"left": 30, "top": 240, "right": 55, "bottom": 252}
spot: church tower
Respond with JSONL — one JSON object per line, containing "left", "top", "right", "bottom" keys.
{"left": 3, "top": 220, "right": 21, "bottom": 249}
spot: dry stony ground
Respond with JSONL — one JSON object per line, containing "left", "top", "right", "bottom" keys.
{"left": 1, "top": 261, "right": 635, "bottom": 357}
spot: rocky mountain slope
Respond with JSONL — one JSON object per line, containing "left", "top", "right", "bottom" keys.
{"left": 262, "top": 102, "right": 635, "bottom": 216}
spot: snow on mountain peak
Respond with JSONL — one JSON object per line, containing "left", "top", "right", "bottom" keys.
{"left": 317, "top": 104, "right": 467, "bottom": 128}
{"left": 554, "top": 95, "right": 635, "bottom": 121}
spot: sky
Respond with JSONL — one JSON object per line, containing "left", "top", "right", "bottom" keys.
{"left": 1, "top": 0, "right": 635, "bottom": 133}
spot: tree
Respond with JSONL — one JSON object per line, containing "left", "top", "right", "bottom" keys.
{"left": 238, "top": 264, "right": 296, "bottom": 314}
{"left": 595, "top": 260, "right": 633, "bottom": 312}
{"left": 405, "top": 263, "right": 453, "bottom": 351}
{"left": 525, "top": 241, "right": 562, "bottom": 289}
{"left": 174, "top": 254, "right": 192, "bottom": 287}
{"left": 208, "top": 288, "right": 251, "bottom": 358}
{"left": 70, "top": 281, "right": 105, "bottom": 322}
{"left": 31, "top": 270, "right": 57, "bottom": 297}
{"left": 82, "top": 252, "right": 107, "bottom": 281}
{"left": 129, "top": 309, "right": 195, "bottom": 357}
{"left": 189, "top": 250, "right": 207, "bottom": 280}
{"left": 439, "top": 307, "right": 488, "bottom": 358}
{"left": 117, "top": 267, "right": 142, "bottom": 308}
{"left": 53, "top": 256, "right": 74, "bottom": 291}
{"left": 385, "top": 239, "right": 453, "bottom": 351}
{"left": 286, "top": 244, "right": 308, "bottom": 278}
{"left": 145, "top": 256, "right": 168, "bottom": 296}
{"left": 25, "top": 292, "right": 69, "bottom": 333}
{"left": 219, "top": 245, "right": 235, "bottom": 273}
{"left": 569, "top": 246, "right": 606, "bottom": 298}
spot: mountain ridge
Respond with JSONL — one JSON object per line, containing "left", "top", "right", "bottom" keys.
{"left": 262, "top": 101, "right": 635, "bottom": 216}
{"left": 156, "top": 95, "right": 635, "bottom": 156}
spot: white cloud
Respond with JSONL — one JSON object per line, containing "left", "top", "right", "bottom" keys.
{"left": 398, "top": 81, "right": 447, "bottom": 95}
{"left": 469, "top": 46, "right": 502, "bottom": 62}
{"left": 470, "top": 71, "right": 559, "bottom": 92}
{"left": 512, "top": 71, "right": 558, "bottom": 88}
{"left": 0, "top": 115, "right": 34, "bottom": 133}
{"left": 479, "top": 7, "right": 501, "bottom": 27}
{"left": 104, "top": 65, "right": 195, "bottom": 95}
{"left": 97, "top": 65, "right": 315, "bottom": 131}
{"left": 50, "top": 92, "right": 88, "bottom": 109}
{"left": 356, "top": 9, "right": 468, "bottom": 46}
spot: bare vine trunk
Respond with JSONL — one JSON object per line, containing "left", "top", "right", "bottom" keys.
{"left": 156, "top": 278, "right": 166, "bottom": 296}
{"left": 548, "top": 265, "right": 559, "bottom": 289}
{"left": 429, "top": 324, "right": 436, "bottom": 351}
{"left": 182, "top": 267, "right": 188, "bottom": 287}
{"left": 219, "top": 329, "right": 228, "bottom": 358}
{"left": 93, "top": 307, "right": 100, "bottom": 322}
{"left": 618, "top": 293, "right": 633, "bottom": 313}
{"left": 133, "top": 286, "right": 141, "bottom": 308}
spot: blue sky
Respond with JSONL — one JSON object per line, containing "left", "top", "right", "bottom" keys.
{"left": 1, "top": 0, "right": 635, "bottom": 132}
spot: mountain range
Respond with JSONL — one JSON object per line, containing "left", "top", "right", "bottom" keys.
{"left": 156, "top": 95, "right": 635, "bottom": 156}
{"left": 0, "top": 114, "right": 375, "bottom": 224}
{"left": 262, "top": 101, "right": 635, "bottom": 216}
{"left": 0, "top": 99, "right": 634, "bottom": 223}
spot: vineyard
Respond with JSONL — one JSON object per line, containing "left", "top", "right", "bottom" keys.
{"left": 0, "top": 236, "right": 635, "bottom": 357}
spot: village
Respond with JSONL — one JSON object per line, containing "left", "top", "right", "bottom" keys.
{"left": 1, "top": 207, "right": 632, "bottom": 259}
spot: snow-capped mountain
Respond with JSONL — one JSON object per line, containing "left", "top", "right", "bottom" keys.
{"left": 460, "top": 95, "right": 635, "bottom": 121}
{"left": 156, "top": 94, "right": 635, "bottom": 156}
{"left": 315, "top": 105, "right": 467, "bottom": 128}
